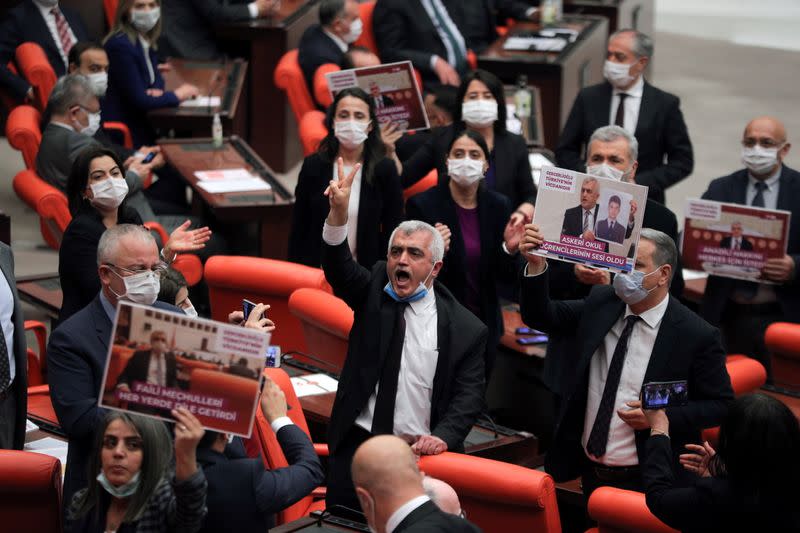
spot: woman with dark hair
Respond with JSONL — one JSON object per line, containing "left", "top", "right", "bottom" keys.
{"left": 67, "top": 409, "right": 207, "bottom": 533}
{"left": 643, "top": 393, "right": 800, "bottom": 532}
{"left": 398, "top": 69, "right": 536, "bottom": 225}
{"left": 59, "top": 146, "right": 210, "bottom": 322}
{"left": 158, "top": 267, "right": 196, "bottom": 316}
{"left": 406, "top": 130, "right": 524, "bottom": 378}
{"left": 288, "top": 87, "right": 403, "bottom": 269}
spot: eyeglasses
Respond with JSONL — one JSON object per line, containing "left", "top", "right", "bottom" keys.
{"left": 742, "top": 138, "right": 784, "bottom": 149}
{"left": 104, "top": 262, "right": 168, "bottom": 276}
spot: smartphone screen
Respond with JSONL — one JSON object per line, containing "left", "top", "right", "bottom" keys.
{"left": 142, "top": 151, "right": 157, "bottom": 164}
{"left": 516, "top": 335, "right": 548, "bottom": 345}
{"left": 515, "top": 326, "right": 545, "bottom": 336}
{"left": 242, "top": 299, "right": 257, "bottom": 320}
{"left": 265, "top": 345, "right": 281, "bottom": 368}
{"left": 642, "top": 380, "right": 689, "bottom": 410}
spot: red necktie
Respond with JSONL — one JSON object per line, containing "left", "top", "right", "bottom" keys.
{"left": 51, "top": 7, "right": 74, "bottom": 59}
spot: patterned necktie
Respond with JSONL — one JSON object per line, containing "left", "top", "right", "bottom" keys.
{"left": 614, "top": 93, "right": 629, "bottom": 128}
{"left": 751, "top": 181, "right": 767, "bottom": 208}
{"left": 428, "top": 0, "right": 467, "bottom": 73}
{"left": 0, "top": 326, "right": 10, "bottom": 393}
{"left": 583, "top": 210, "right": 590, "bottom": 233}
{"left": 51, "top": 7, "right": 74, "bottom": 60}
{"left": 372, "top": 302, "right": 407, "bottom": 435}
{"left": 586, "top": 315, "right": 641, "bottom": 458}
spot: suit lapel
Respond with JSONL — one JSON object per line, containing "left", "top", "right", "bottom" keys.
{"left": 431, "top": 288, "right": 450, "bottom": 412}
{"left": 634, "top": 82, "right": 655, "bottom": 138}
{"left": 777, "top": 165, "right": 794, "bottom": 211}
{"left": 642, "top": 297, "right": 679, "bottom": 383}
{"left": 596, "top": 82, "right": 613, "bottom": 127}
{"left": 92, "top": 297, "right": 113, "bottom": 354}
{"left": 731, "top": 171, "right": 749, "bottom": 205}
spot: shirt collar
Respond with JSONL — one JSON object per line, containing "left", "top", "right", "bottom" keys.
{"left": 34, "top": 0, "right": 58, "bottom": 16}
{"left": 624, "top": 290, "right": 669, "bottom": 329}
{"left": 747, "top": 166, "right": 782, "bottom": 189}
{"left": 386, "top": 495, "right": 431, "bottom": 533}
{"left": 614, "top": 75, "right": 644, "bottom": 98}
{"left": 408, "top": 281, "right": 437, "bottom": 315}
{"left": 99, "top": 290, "right": 117, "bottom": 322}
{"left": 322, "top": 27, "right": 348, "bottom": 53}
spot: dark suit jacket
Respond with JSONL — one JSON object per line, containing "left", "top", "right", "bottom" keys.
{"left": 0, "top": 0, "right": 90, "bottom": 100}
{"left": 394, "top": 500, "right": 482, "bottom": 533}
{"left": 700, "top": 165, "right": 800, "bottom": 324}
{"left": 116, "top": 349, "right": 178, "bottom": 388}
{"left": 48, "top": 295, "right": 180, "bottom": 506}
{"left": 297, "top": 25, "right": 346, "bottom": 107}
{"left": 555, "top": 81, "right": 694, "bottom": 204}
{"left": 197, "top": 427, "right": 324, "bottom": 533}
{"left": 0, "top": 243, "right": 27, "bottom": 450}
{"left": 402, "top": 125, "right": 536, "bottom": 209}
{"left": 406, "top": 183, "right": 521, "bottom": 377}
{"left": 595, "top": 218, "right": 625, "bottom": 244}
{"left": 719, "top": 235, "right": 754, "bottom": 251}
{"left": 520, "top": 268, "right": 733, "bottom": 482}
{"left": 103, "top": 32, "right": 180, "bottom": 147}
{"left": 643, "top": 434, "right": 800, "bottom": 533}
{"left": 58, "top": 207, "right": 142, "bottom": 323}
{"left": 561, "top": 204, "right": 599, "bottom": 238}
{"left": 288, "top": 153, "right": 403, "bottom": 269}
{"left": 159, "top": 0, "right": 252, "bottom": 60}
{"left": 321, "top": 241, "right": 486, "bottom": 454}
{"left": 373, "top": 0, "right": 469, "bottom": 87}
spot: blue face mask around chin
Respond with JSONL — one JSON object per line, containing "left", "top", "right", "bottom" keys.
{"left": 97, "top": 470, "right": 141, "bottom": 498}
{"left": 384, "top": 263, "right": 437, "bottom": 303}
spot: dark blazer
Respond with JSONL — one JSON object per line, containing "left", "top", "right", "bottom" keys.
{"left": 297, "top": 25, "right": 346, "bottom": 106}
{"left": 48, "top": 295, "right": 180, "bottom": 507}
{"left": 321, "top": 241, "right": 486, "bottom": 454}
{"left": 288, "top": 153, "right": 404, "bottom": 270}
{"left": 700, "top": 165, "right": 800, "bottom": 325}
{"left": 0, "top": 0, "right": 90, "bottom": 100}
{"left": 159, "top": 0, "right": 252, "bottom": 60}
{"left": 402, "top": 125, "right": 536, "bottom": 209}
{"left": 103, "top": 32, "right": 180, "bottom": 147}
{"left": 0, "top": 243, "right": 27, "bottom": 450}
{"left": 555, "top": 81, "right": 694, "bottom": 204}
{"left": 595, "top": 218, "right": 626, "bottom": 244}
{"left": 406, "top": 183, "right": 521, "bottom": 377}
{"left": 561, "top": 204, "right": 599, "bottom": 237}
{"left": 719, "top": 235, "right": 754, "bottom": 251}
{"left": 58, "top": 207, "right": 142, "bottom": 323}
{"left": 373, "top": 0, "right": 469, "bottom": 87}
{"left": 394, "top": 500, "right": 482, "bottom": 533}
{"left": 116, "top": 349, "right": 178, "bottom": 388}
{"left": 520, "top": 267, "right": 733, "bottom": 482}
{"left": 643, "top": 434, "right": 800, "bottom": 533}
{"left": 197, "top": 427, "right": 324, "bottom": 533}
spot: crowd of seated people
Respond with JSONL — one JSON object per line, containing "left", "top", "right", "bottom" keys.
{"left": 3, "top": 1, "right": 800, "bottom": 532}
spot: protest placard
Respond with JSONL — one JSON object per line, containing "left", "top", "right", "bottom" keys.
{"left": 325, "top": 60, "right": 428, "bottom": 131}
{"left": 681, "top": 199, "right": 791, "bottom": 282}
{"left": 528, "top": 166, "right": 649, "bottom": 273}
{"left": 99, "top": 302, "right": 270, "bottom": 437}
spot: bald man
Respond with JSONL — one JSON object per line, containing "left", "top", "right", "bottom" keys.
{"left": 422, "top": 476, "right": 463, "bottom": 517}
{"left": 352, "top": 436, "right": 479, "bottom": 533}
{"left": 701, "top": 116, "right": 800, "bottom": 380}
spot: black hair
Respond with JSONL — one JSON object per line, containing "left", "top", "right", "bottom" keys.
{"left": 158, "top": 267, "right": 188, "bottom": 305}
{"left": 609, "top": 195, "right": 621, "bottom": 206}
{"left": 446, "top": 129, "right": 491, "bottom": 161}
{"left": 453, "top": 69, "right": 507, "bottom": 135}
{"left": 318, "top": 87, "right": 385, "bottom": 185}
{"left": 67, "top": 145, "right": 128, "bottom": 216}
{"left": 432, "top": 85, "right": 459, "bottom": 119}
{"left": 711, "top": 393, "right": 800, "bottom": 507}
{"left": 319, "top": 0, "right": 346, "bottom": 27}
{"left": 68, "top": 41, "right": 105, "bottom": 69}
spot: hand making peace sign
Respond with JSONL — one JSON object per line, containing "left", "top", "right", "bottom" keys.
{"left": 324, "top": 157, "right": 362, "bottom": 227}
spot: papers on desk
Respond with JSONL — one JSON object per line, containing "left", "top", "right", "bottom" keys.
{"left": 26, "top": 418, "right": 39, "bottom": 435}
{"left": 194, "top": 168, "right": 272, "bottom": 193}
{"left": 291, "top": 374, "right": 339, "bottom": 398}
{"left": 25, "top": 436, "right": 69, "bottom": 466}
{"left": 180, "top": 96, "right": 221, "bottom": 108}
{"left": 504, "top": 36, "right": 567, "bottom": 52}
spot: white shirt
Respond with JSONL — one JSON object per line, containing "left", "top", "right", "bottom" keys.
{"left": 386, "top": 495, "right": 431, "bottom": 533}
{"left": 138, "top": 36, "right": 156, "bottom": 85}
{"left": 322, "top": 28, "right": 349, "bottom": 53}
{"left": 322, "top": 222, "right": 440, "bottom": 440}
{"left": 419, "top": 0, "right": 467, "bottom": 70}
{"left": 582, "top": 293, "right": 669, "bottom": 466}
{"left": 34, "top": 0, "right": 77, "bottom": 69}
{"left": 0, "top": 269, "right": 16, "bottom": 384}
{"left": 609, "top": 75, "right": 644, "bottom": 135}
{"left": 331, "top": 164, "right": 363, "bottom": 260}
{"left": 146, "top": 351, "right": 167, "bottom": 385}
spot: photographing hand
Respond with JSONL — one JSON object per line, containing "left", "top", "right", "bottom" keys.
{"left": 243, "top": 303, "right": 275, "bottom": 333}
{"left": 260, "top": 377, "right": 288, "bottom": 424}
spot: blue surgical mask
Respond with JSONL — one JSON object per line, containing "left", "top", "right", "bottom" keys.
{"left": 613, "top": 267, "right": 661, "bottom": 305}
{"left": 97, "top": 471, "right": 140, "bottom": 498}
{"left": 384, "top": 263, "right": 437, "bottom": 303}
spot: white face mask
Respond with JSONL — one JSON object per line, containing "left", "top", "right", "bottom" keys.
{"left": 334, "top": 119, "right": 370, "bottom": 149}
{"left": 448, "top": 157, "right": 485, "bottom": 186}
{"left": 461, "top": 99, "right": 498, "bottom": 127}
{"left": 97, "top": 471, "right": 140, "bottom": 498}
{"left": 587, "top": 162, "right": 625, "bottom": 182}
{"left": 182, "top": 302, "right": 198, "bottom": 318}
{"left": 131, "top": 7, "right": 160, "bottom": 33}
{"left": 78, "top": 108, "right": 102, "bottom": 137}
{"left": 741, "top": 145, "right": 780, "bottom": 176}
{"left": 87, "top": 72, "right": 108, "bottom": 97}
{"left": 89, "top": 177, "right": 128, "bottom": 210}
{"left": 110, "top": 268, "right": 161, "bottom": 305}
{"left": 603, "top": 59, "right": 636, "bottom": 88}
{"left": 344, "top": 18, "right": 363, "bottom": 44}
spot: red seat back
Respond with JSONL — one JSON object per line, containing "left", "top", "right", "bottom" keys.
{"left": 587, "top": 487, "right": 677, "bottom": 533}
{"left": 298, "top": 110, "right": 328, "bottom": 157}
{"left": 0, "top": 450, "right": 63, "bottom": 533}
{"left": 24, "top": 320, "right": 48, "bottom": 387}
{"left": 766, "top": 322, "right": 800, "bottom": 391}
{"left": 5, "top": 105, "right": 41, "bottom": 171}
{"left": 12, "top": 170, "right": 71, "bottom": 250}
{"left": 15, "top": 43, "right": 57, "bottom": 112}
{"left": 103, "top": 0, "right": 119, "bottom": 29}
{"left": 274, "top": 50, "right": 317, "bottom": 125}
{"left": 313, "top": 63, "right": 340, "bottom": 110}
{"left": 288, "top": 288, "right": 352, "bottom": 372}
{"left": 404, "top": 169, "right": 438, "bottom": 202}
{"left": 354, "top": 1, "right": 378, "bottom": 55}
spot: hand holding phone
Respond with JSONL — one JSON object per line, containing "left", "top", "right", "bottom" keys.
{"left": 141, "top": 151, "right": 157, "bottom": 164}
{"left": 642, "top": 380, "right": 689, "bottom": 410}
{"left": 242, "top": 299, "right": 257, "bottom": 320}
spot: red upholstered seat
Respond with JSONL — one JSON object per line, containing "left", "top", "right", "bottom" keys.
{"left": 418, "top": 452, "right": 561, "bottom": 533}
{"left": 25, "top": 320, "right": 48, "bottom": 387}
{"left": 274, "top": 50, "right": 317, "bottom": 126}
{"left": 15, "top": 42, "right": 56, "bottom": 112}
{"left": 404, "top": 169, "right": 438, "bottom": 201}
{"left": 12, "top": 170, "right": 70, "bottom": 250}
{"left": 766, "top": 322, "right": 800, "bottom": 392}
{"left": 702, "top": 355, "right": 767, "bottom": 445}
{"left": 288, "top": 288, "right": 353, "bottom": 372}
{"left": 5, "top": 105, "right": 41, "bottom": 171}
{"left": 585, "top": 487, "right": 677, "bottom": 533}
{"left": 298, "top": 110, "right": 328, "bottom": 157}
{"left": 354, "top": 1, "right": 378, "bottom": 54}
{"left": 26, "top": 385, "right": 61, "bottom": 433}
{"left": 103, "top": 0, "right": 119, "bottom": 29}
{"left": 0, "top": 450, "right": 63, "bottom": 533}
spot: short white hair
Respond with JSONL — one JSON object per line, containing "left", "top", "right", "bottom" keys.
{"left": 387, "top": 220, "right": 444, "bottom": 263}
{"left": 97, "top": 224, "right": 155, "bottom": 266}
{"left": 589, "top": 125, "right": 639, "bottom": 162}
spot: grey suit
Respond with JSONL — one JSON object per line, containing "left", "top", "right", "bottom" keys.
{"left": 160, "top": 0, "right": 253, "bottom": 60}
{"left": 0, "top": 243, "right": 27, "bottom": 450}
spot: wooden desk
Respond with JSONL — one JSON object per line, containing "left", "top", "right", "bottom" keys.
{"left": 158, "top": 136, "right": 295, "bottom": 259}
{"left": 479, "top": 16, "right": 608, "bottom": 149}
{"left": 216, "top": 0, "right": 319, "bottom": 172}
{"left": 0, "top": 210, "right": 9, "bottom": 245}
{"left": 16, "top": 273, "right": 62, "bottom": 320}
{"left": 151, "top": 58, "right": 248, "bottom": 138}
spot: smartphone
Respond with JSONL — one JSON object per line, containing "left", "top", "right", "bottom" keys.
{"left": 515, "top": 326, "right": 545, "bottom": 336}
{"left": 516, "top": 335, "right": 548, "bottom": 345}
{"left": 265, "top": 345, "right": 281, "bottom": 368}
{"left": 141, "top": 151, "right": 157, "bottom": 164}
{"left": 242, "top": 299, "right": 257, "bottom": 320}
{"left": 642, "top": 380, "right": 689, "bottom": 410}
